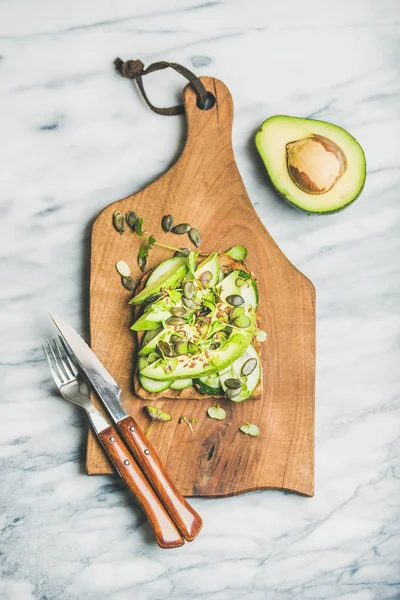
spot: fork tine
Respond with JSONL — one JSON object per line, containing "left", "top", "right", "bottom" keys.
{"left": 52, "top": 337, "right": 72, "bottom": 381}
{"left": 57, "top": 335, "right": 78, "bottom": 378}
{"left": 48, "top": 338, "right": 67, "bottom": 384}
{"left": 42, "top": 340, "right": 64, "bottom": 387}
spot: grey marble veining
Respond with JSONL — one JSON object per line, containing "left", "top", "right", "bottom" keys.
{"left": 1, "top": 1, "right": 400, "bottom": 598}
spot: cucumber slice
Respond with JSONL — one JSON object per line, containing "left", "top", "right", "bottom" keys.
{"left": 138, "top": 357, "right": 170, "bottom": 393}
{"left": 170, "top": 378, "right": 193, "bottom": 390}
{"left": 219, "top": 345, "right": 261, "bottom": 402}
{"left": 224, "top": 246, "right": 248, "bottom": 260}
{"left": 193, "top": 373, "right": 222, "bottom": 395}
{"left": 219, "top": 270, "right": 258, "bottom": 308}
{"left": 146, "top": 257, "right": 186, "bottom": 287}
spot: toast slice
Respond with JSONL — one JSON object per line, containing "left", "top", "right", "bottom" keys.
{"left": 132, "top": 254, "right": 263, "bottom": 401}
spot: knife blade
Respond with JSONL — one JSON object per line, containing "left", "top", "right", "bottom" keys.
{"left": 50, "top": 314, "right": 203, "bottom": 542}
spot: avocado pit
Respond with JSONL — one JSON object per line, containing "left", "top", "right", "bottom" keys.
{"left": 286, "top": 134, "right": 347, "bottom": 194}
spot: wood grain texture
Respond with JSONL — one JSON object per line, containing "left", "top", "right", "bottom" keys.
{"left": 88, "top": 77, "right": 316, "bottom": 497}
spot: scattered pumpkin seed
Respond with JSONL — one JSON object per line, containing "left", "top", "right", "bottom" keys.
{"left": 239, "top": 423, "right": 260, "bottom": 437}
{"left": 138, "top": 255, "right": 147, "bottom": 271}
{"left": 121, "top": 276, "right": 135, "bottom": 291}
{"left": 172, "top": 223, "right": 191, "bottom": 234}
{"left": 233, "top": 315, "right": 251, "bottom": 329}
{"left": 166, "top": 316, "right": 186, "bottom": 326}
{"left": 170, "top": 306, "right": 189, "bottom": 317}
{"left": 126, "top": 211, "right": 138, "bottom": 230}
{"left": 175, "top": 341, "right": 188, "bottom": 355}
{"left": 183, "top": 281, "right": 195, "bottom": 299}
{"left": 188, "top": 227, "right": 202, "bottom": 247}
{"left": 241, "top": 358, "right": 257, "bottom": 376}
{"left": 199, "top": 270, "right": 212, "bottom": 289}
{"left": 224, "top": 378, "right": 242, "bottom": 390}
{"left": 207, "top": 404, "right": 226, "bottom": 420}
{"left": 174, "top": 247, "right": 190, "bottom": 257}
{"left": 225, "top": 387, "right": 241, "bottom": 399}
{"left": 113, "top": 211, "right": 125, "bottom": 234}
{"left": 187, "top": 341, "right": 200, "bottom": 354}
{"left": 182, "top": 297, "right": 197, "bottom": 311}
{"left": 162, "top": 214, "right": 174, "bottom": 232}
{"left": 115, "top": 260, "right": 131, "bottom": 277}
{"left": 226, "top": 294, "right": 244, "bottom": 306}
{"left": 158, "top": 341, "right": 173, "bottom": 357}
{"left": 170, "top": 332, "right": 186, "bottom": 343}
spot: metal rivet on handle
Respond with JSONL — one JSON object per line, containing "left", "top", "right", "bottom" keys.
{"left": 144, "top": 449, "right": 150, "bottom": 455}
{"left": 109, "top": 436, "right": 115, "bottom": 442}
{"left": 124, "top": 459, "right": 130, "bottom": 465}
{"left": 129, "top": 426, "right": 135, "bottom": 432}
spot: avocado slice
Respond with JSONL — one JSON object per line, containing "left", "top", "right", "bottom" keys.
{"left": 141, "top": 331, "right": 252, "bottom": 380}
{"left": 255, "top": 115, "right": 366, "bottom": 214}
{"left": 130, "top": 257, "right": 187, "bottom": 305}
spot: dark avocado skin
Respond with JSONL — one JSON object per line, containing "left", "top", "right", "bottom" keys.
{"left": 274, "top": 176, "right": 366, "bottom": 215}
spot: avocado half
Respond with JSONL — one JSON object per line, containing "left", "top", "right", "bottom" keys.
{"left": 255, "top": 115, "right": 366, "bottom": 214}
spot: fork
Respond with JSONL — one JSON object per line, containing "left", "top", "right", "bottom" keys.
{"left": 42, "top": 336, "right": 184, "bottom": 549}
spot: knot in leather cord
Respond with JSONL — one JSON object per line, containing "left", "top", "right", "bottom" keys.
{"left": 114, "top": 57, "right": 208, "bottom": 116}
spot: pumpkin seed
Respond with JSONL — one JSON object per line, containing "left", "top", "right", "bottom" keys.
{"left": 126, "top": 211, "right": 138, "bottom": 230}
{"left": 226, "top": 294, "right": 244, "bottom": 306}
{"left": 162, "top": 214, "right": 174, "bottom": 232}
{"left": 233, "top": 315, "right": 251, "bottom": 329}
{"left": 224, "top": 378, "right": 242, "bottom": 390}
{"left": 189, "top": 228, "right": 202, "bottom": 247}
{"left": 225, "top": 387, "right": 241, "bottom": 399}
{"left": 182, "top": 297, "right": 197, "bottom": 310}
{"left": 158, "top": 341, "right": 173, "bottom": 357}
{"left": 172, "top": 223, "right": 191, "bottom": 234}
{"left": 166, "top": 316, "right": 186, "bottom": 326}
{"left": 115, "top": 260, "right": 130, "bottom": 277}
{"left": 209, "top": 342, "right": 220, "bottom": 350}
{"left": 235, "top": 277, "right": 246, "bottom": 288}
{"left": 175, "top": 341, "right": 188, "bottom": 355}
{"left": 113, "top": 211, "right": 125, "bottom": 234}
{"left": 143, "top": 292, "right": 162, "bottom": 305}
{"left": 174, "top": 247, "right": 190, "bottom": 257}
{"left": 230, "top": 306, "right": 244, "bottom": 321}
{"left": 170, "top": 332, "right": 186, "bottom": 343}
{"left": 199, "top": 270, "right": 212, "bottom": 289}
{"left": 183, "top": 281, "right": 195, "bottom": 299}
{"left": 241, "top": 358, "right": 257, "bottom": 376}
{"left": 187, "top": 341, "right": 200, "bottom": 354}
{"left": 121, "top": 276, "right": 135, "bottom": 291}
{"left": 138, "top": 255, "right": 147, "bottom": 271}
{"left": 170, "top": 306, "right": 189, "bottom": 317}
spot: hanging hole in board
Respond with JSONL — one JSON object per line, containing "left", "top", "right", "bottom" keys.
{"left": 197, "top": 92, "right": 216, "bottom": 111}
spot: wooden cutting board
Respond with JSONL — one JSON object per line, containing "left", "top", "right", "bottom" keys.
{"left": 87, "top": 77, "right": 316, "bottom": 497}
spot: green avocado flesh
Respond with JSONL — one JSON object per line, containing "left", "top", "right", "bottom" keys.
{"left": 255, "top": 115, "right": 366, "bottom": 214}
{"left": 133, "top": 251, "right": 262, "bottom": 400}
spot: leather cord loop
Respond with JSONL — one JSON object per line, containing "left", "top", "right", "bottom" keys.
{"left": 114, "top": 57, "right": 208, "bottom": 115}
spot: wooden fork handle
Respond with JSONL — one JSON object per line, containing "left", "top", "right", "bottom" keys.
{"left": 98, "top": 425, "right": 184, "bottom": 549}
{"left": 117, "top": 415, "right": 203, "bottom": 542}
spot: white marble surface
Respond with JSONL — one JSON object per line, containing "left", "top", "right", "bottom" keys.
{"left": 1, "top": 1, "right": 400, "bottom": 598}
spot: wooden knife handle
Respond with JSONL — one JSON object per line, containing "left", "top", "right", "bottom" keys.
{"left": 117, "top": 415, "right": 203, "bottom": 542}
{"left": 98, "top": 425, "right": 184, "bottom": 549}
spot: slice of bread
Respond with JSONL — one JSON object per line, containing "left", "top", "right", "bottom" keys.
{"left": 132, "top": 254, "right": 263, "bottom": 401}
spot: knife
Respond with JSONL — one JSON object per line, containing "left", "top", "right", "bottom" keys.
{"left": 50, "top": 314, "right": 202, "bottom": 542}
